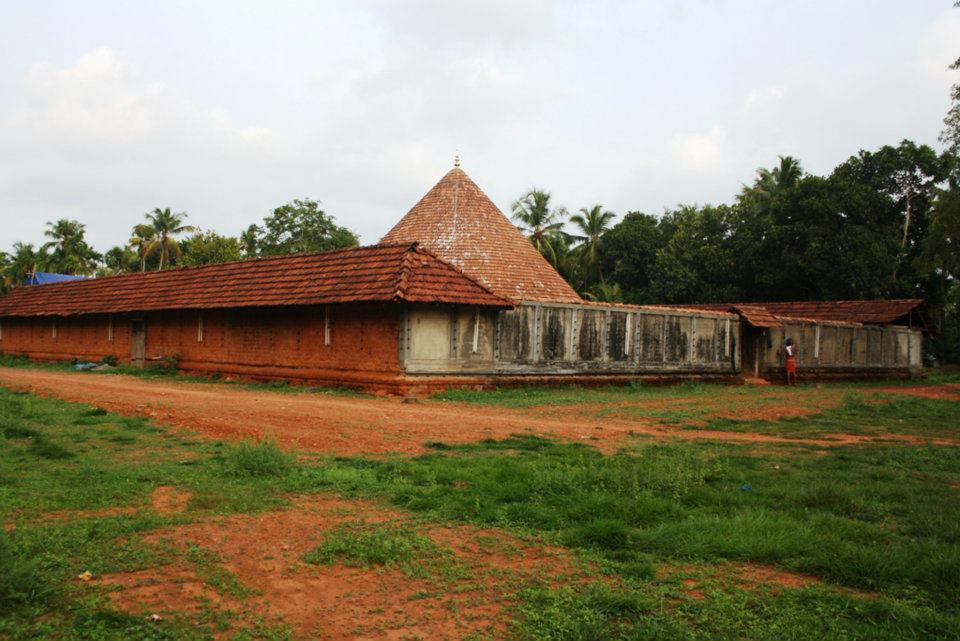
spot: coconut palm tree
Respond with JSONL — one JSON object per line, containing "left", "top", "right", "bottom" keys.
{"left": 129, "top": 224, "right": 158, "bottom": 272}
{"left": 3, "top": 242, "right": 47, "bottom": 288}
{"left": 511, "top": 189, "right": 567, "bottom": 265}
{"left": 770, "top": 155, "right": 803, "bottom": 189}
{"left": 142, "top": 208, "right": 196, "bottom": 270}
{"left": 569, "top": 204, "right": 616, "bottom": 284}
{"left": 584, "top": 281, "right": 623, "bottom": 303}
{"left": 0, "top": 251, "right": 9, "bottom": 294}
{"left": 41, "top": 219, "right": 100, "bottom": 275}
{"left": 754, "top": 155, "right": 803, "bottom": 195}
{"left": 102, "top": 245, "right": 139, "bottom": 275}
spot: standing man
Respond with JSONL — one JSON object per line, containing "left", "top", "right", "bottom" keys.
{"left": 784, "top": 337, "right": 797, "bottom": 385}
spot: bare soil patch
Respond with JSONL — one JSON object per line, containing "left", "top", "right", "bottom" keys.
{"left": 97, "top": 494, "right": 592, "bottom": 640}
{"left": 149, "top": 485, "right": 193, "bottom": 515}
{"left": 876, "top": 384, "right": 960, "bottom": 401}
{"left": 659, "top": 561, "right": 876, "bottom": 600}
{"left": 2, "top": 369, "right": 949, "bottom": 454}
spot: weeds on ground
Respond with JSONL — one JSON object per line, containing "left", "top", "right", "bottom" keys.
{"left": 698, "top": 391, "right": 960, "bottom": 439}
{"left": 222, "top": 437, "right": 297, "bottom": 478}
{"left": 2, "top": 385, "right": 960, "bottom": 639}
{"left": 432, "top": 381, "right": 720, "bottom": 408}
{"left": 303, "top": 521, "right": 440, "bottom": 568}
{"left": 0, "top": 387, "right": 290, "bottom": 640}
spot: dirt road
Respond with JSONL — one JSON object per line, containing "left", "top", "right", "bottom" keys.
{"left": 0, "top": 368, "right": 953, "bottom": 454}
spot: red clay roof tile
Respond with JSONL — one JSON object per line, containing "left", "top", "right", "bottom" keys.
{"left": 380, "top": 167, "right": 581, "bottom": 304}
{"left": 0, "top": 243, "right": 514, "bottom": 317}
{"left": 730, "top": 305, "right": 783, "bottom": 328}
{"left": 665, "top": 300, "right": 925, "bottom": 326}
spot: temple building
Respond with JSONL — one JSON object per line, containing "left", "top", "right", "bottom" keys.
{"left": 0, "top": 163, "right": 925, "bottom": 392}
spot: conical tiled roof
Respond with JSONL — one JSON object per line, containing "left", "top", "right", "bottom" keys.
{"left": 380, "top": 167, "right": 581, "bottom": 303}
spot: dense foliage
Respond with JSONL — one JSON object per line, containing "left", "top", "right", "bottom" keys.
{"left": 0, "top": 198, "right": 357, "bottom": 287}
{"left": 509, "top": 143, "right": 958, "bottom": 361}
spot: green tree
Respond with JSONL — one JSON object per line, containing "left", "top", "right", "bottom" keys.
{"left": 179, "top": 231, "right": 243, "bottom": 267}
{"left": 739, "top": 155, "right": 804, "bottom": 211}
{"left": 833, "top": 141, "right": 950, "bottom": 283}
{"left": 102, "top": 245, "right": 139, "bottom": 275}
{"left": 129, "top": 224, "right": 158, "bottom": 272}
{"left": 753, "top": 175, "right": 900, "bottom": 300}
{"left": 511, "top": 189, "right": 567, "bottom": 265}
{"left": 584, "top": 281, "right": 623, "bottom": 303}
{"left": 244, "top": 199, "right": 358, "bottom": 256}
{"left": 918, "top": 184, "right": 960, "bottom": 361}
{"left": 240, "top": 224, "right": 260, "bottom": 258}
{"left": 649, "top": 205, "right": 742, "bottom": 304}
{"left": 0, "top": 252, "right": 8, "bottom": 294}
{"left": 2, "top": 243, "right": 48, "bottom": 288}
{"left": 941, "top": 2, "right": 960, "bottom": 163}
{"left": 142, "top": 208, "right": 196, "bottom": 270}
{"left": 569, "top": 204, "right": 616, "bottom": 286}
{"left": 41, "top": 219, "right": 100, "bottom": 275}
{"left": 548, "top": 235, "right": 584, "bottom": 292}
{"left": 598, "top": 211, "right": 665, "bottom": 304}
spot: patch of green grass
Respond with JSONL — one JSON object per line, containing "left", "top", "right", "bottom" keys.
{"left": 432, "top": 381, "right": 719, "bottom": 408}
{"left": 2, "top": 424, "right": 40, "bottom": 439}
{"left": 0, "top": 530, "right": 53, "bottom": 609}
{"left": 27, "top": 435, "right": 75, "bottom": 460}
{"left": 0, "top": 386, "right": 299, "bottom": 639}
{"left": 222, "top": 438, "right": 297, "bottom": 478}
{"left": 2, "top": 383, "right": 960, "bottom": 639}
{"left": 303, "top": 521, "right": 440, "bottom": 569}
{"left": 184, "top": 543, "right": 253, "bottom": 598}
{"left": 296, "top": 436, "right": 960, "bottom": 619}
{"left": 695, "top": 392, "right": 960, "bottom": 440}
{"left": 511, "top": 581, "right": 960, "bottom": 641}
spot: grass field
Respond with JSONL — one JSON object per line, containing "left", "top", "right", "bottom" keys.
{"left": 1, "top": 379, "right": 959, "bottom": 639}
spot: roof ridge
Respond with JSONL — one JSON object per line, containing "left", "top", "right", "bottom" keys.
{"left": 0, "top": 243, "right": 513, "bottom": 316}
{"left": 393, "top": 246, "right": 418, "bottom": 301}
{"left": 10, "top": 244, "right": 417, "bottom": 291}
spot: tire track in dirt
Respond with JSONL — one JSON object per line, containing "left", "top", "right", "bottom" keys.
{"left": 0, "top": 368, "right": 954, "bottom": 454}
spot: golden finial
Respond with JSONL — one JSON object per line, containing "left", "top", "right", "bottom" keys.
{"left": 454, "top": 153, "right": 460, "bottom": 168}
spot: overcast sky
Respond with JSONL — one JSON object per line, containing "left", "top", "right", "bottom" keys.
{"left": 1, "top": 1, "right": 958, "bottom": 252}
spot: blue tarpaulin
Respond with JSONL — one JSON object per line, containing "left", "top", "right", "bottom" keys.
{"left": 25, "top": 272, "right": 87, "bottom": 285}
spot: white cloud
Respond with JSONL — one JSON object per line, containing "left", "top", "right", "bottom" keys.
{"left": 0, "top": 3, "right": 956, "bottom": 255}
{"left": 0, "top": 48, "right": 287, "bottom": 250}
{"left": 744, "top": 86, "right": 785, "bottom": 110}
{"left": 670, "top": 125, "right": 727, "bottom": 173}
{"left": 0, "top": 38, "right": 551, "bottom": 251}
{"left": 359, "top": 0, "right": 552, "bottom": 48}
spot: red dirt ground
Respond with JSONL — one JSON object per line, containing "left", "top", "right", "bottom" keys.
{"left": 658, "top": 561, "right": 877, "bottom": 601}
{"left": 876, "top": 383, "right": 960, "bottom": 401}
{"left": 0, "top": 369, "right": 955, "bottom": 453}
{"left": 97, "top": 495, "right": 594, "bottom": 640}
{"left": 12, "top": 485, "right": 193, "bottom": 528}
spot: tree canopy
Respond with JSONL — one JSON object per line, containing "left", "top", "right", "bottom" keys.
{"left": 243, "top": 199, "right": 358, "bottom": 257}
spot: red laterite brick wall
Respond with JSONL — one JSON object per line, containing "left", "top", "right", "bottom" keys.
{"left": 0, "top": 303, "right": 404, "bottom": 390}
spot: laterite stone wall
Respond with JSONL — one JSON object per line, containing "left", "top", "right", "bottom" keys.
{"left": 0, "top": 303, "right": 404, "bottom": 390}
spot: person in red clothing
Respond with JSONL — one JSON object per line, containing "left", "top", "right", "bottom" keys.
{"left": 784, "top": 337, "right": 797, "bottom": 385}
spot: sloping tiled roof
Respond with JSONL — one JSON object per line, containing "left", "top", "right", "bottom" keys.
{"left": 730, "top": 305, "right": 783, "bottom": 328}
{"left": 0, "top": 243, "right": 514, "bottom": 317}
{"left": 380, "top": 167, "right": 582, "bottom": 304}
{"left": 749, "top": 299, "right": 925, "bottom": 324}
{"left": 667, "top": 299, "right": 925, "bottom": 326}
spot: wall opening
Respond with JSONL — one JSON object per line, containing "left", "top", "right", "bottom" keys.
{"left": 324, "top": 307, "right": 331, "bottom": 346}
